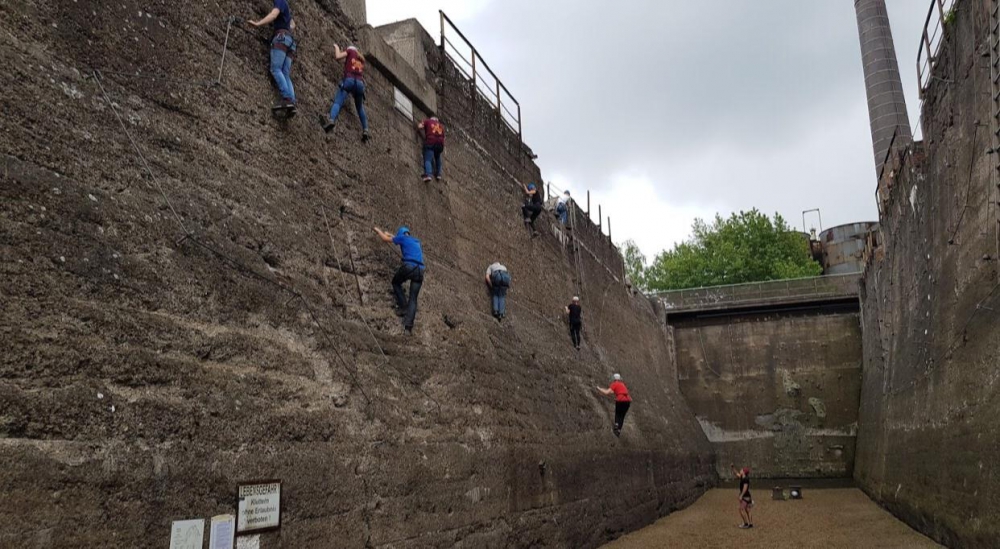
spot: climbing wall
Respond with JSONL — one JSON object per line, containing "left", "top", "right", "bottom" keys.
{"left": 0, "top": 1, "right": 713, "bottom": 547}
{"left": 856, "top": 0, "right": 1000, "bottom": 546}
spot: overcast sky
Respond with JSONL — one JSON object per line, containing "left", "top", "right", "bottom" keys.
{"left": 369, "top": 1, "right": 928, "bottom": 259}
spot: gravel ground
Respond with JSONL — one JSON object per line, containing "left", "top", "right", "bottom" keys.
{"left": 603, "top": 488, "right": 942, "bottom": 548}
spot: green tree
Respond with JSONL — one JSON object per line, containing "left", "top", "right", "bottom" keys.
{"left": 620, "top": 239, "right": 648, "bottom": 291}
{"left": 644, "top": 209, "right": 821, "bottom": 291}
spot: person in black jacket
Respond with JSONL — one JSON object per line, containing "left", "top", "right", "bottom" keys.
{"left": 565, "top": 296, "right": 582, "bottom": 350}
{"left": 521, "top": 182, "right": 543, "bottom": 237}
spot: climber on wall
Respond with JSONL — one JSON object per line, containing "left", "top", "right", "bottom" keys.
{"left": 565, "top": 296, "right": 583, "bottom": 350}
{"left": 521, "top": 182, "right": 543, "bottom": 237}
{"left": 556, "top": 190, "right": 572, "bottom": 226}
{"left": 485, "top": 262, "right": 511, "bottom": 321}
{"left": 323, "top": 44, "right": 370, "bottom": 142}
{"left": 417, "top": 116, "right": 445, "bottom": 182}
{"left": 730, "top": 465, "right": 754, "bottom": 529}
{"left": 596, "top": 373, "right": 632, "bottom": 437}
{"left": 249, "top": 0, "right": 297, "bottom": 116}
{"left": 374, "top": 226, "right": 425, "bottom": 334}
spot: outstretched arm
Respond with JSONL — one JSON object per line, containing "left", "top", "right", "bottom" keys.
{"left": 373, "top": 227, "right": 394, "bottom": 243}
{"left": 596, "top": 387, "right": 613, "bottom": 396}
{"left": 249, "top": 8, "right": 280, "bottom": 27}
{"left": 334, "top": 44, "right": 348, "bottom": 61}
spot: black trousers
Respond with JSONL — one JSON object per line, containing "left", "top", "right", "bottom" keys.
{"left": 570, "top": 321, "right": 582, "bottom": 347}
{"left": 522, "top": 201, "right": 542, "bottom": 227}
{"left": 614, "top": 401, "right": 631, "bottom": 430}
{"left": 392, "top": 263, "right": 425, "bottom": 329}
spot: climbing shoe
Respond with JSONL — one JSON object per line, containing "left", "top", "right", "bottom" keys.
{"left": 321, "top": 116, "right": 335, "bottom": 133}
{"left": 362, "top": 130, "right": 371, "bottom": 142}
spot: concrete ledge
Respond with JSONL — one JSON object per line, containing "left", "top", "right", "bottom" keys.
{"left": 358, "top": 25, "right": 438, "bottom": 115}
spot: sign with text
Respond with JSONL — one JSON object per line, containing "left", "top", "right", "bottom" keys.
{"left": 236, "top": 481, "right": 282, "bottom": 534}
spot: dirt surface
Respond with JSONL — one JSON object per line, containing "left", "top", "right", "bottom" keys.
{"left": 603, "top": 489, "right": 942, "bottom": 549}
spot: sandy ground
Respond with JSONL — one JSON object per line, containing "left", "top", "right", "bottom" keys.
{"left": 603, "top": 488, "right": 942, "bottom": 548}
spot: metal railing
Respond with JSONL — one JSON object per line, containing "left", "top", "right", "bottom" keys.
{"left": 917, "top": 0, "right": 956, "bottom": 98}
{"left": 439, "top": 11, "right": 522, "bottom": 140}
{"left": 652, "top": 273, "right": 860, "bottom": 312}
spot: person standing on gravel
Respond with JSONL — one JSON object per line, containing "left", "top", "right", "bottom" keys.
{"left": 374, "top": 226, "right": 425, "bottom": 334}
{"left": 249, "top": 0, "right": 297, "bottom": 115}
{"left": 322, "top": 44, "right": 370, "bottom": 142}
{"left": 485, "top": 262, "right": 510, "bottom": 321}
{"left": 596, "top": 373, "right": 631, "bottom": 437}
{"left": 565, "top": 296, "right": 583, "bottom": 349}
{"left": 731, "top": 465, "right": 754, "bottom": 529}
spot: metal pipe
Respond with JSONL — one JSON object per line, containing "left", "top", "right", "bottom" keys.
{"left": 599, "top": 205, "right": 603, "bottom": 233}
{"left": 608, "top": 217, "right": 612, "bottom": 242}
{"left": 587, "top": 191, "right": 590, "bottom": 217}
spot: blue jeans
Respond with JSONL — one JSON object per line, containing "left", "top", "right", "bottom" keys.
{"left": 269, "top": 34, "right": 296, "bottom": 102}
{"left": 423, "top": 144, "right": 444, "bottom": 177}
{"left": 491, "top": 287, "right": 508, "bottom": 317}
{"left": 329, "top": 78, "right": 368, "bottom": 130}
{"left": 556, "top": 203, "right": 568, "bottom": 225}
{"left": 392, "top": 262, "right": 424, "bottom": 329}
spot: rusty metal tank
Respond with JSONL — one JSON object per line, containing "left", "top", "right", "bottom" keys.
{"left": 820, "top": 222, "right": 878, "bottom": 275}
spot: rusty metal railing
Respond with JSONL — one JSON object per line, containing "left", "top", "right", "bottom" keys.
{"left": 917, "top": 0, "right": 956, "bottom": 98}
{"left": 439, "top": 10, "right": 522, "bottom": 140}
{"left": 652, "top": 273, "right": 860, "bottom": 313}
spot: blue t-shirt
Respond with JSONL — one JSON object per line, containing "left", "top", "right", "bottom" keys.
{"left": 273, "top": 0, "right": 292, "bottom": 32}
{"left": 392, "top": 234, "right": 424, "bottom": 266}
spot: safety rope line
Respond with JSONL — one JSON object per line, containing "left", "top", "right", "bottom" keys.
{"left": 321, "top": 209, "right": 444, "bottom": 414}
{"left": 93, "top": 69, "right": 373, "bottom": 405}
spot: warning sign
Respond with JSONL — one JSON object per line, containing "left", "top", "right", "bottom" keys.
{"left": 237, "top": 481, "right": 282, "bottom": 534}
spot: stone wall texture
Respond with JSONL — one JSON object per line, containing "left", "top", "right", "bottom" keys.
{"left": 0, "top": 1, "right": 713, "bottom": 547}
{"left": 855, "top": 0, "right": 1000, "bottom": 546}
{"left": 671, "top": 304, "right": 863, "bottom": 479}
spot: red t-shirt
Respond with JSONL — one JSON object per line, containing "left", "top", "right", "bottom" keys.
{"left": 423, "top": 118, "right": 445, "bottom": 146}
{"left": 610, "top": 381, "right": 631, "bottom": 402}
{"left": 344, "top": 49, "right": 364, "bottom": 79}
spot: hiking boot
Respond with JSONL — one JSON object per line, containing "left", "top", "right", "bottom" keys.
{"left": 283, "top": 98, "right": 297, "bottom": 117}
{"left": 738, "top": 524, "right": 751, "bottom": 529}
{"left": 404, "top": 326, "right": 413, "bottom": 335}
{"left": 612, "top": 427, "right": 621, "bottom": 438}
{"left": 421, "top": 175, "right": 432, "bottom": 182}
{"left": 362, "top": 130, "right": 371, "bottom": 142}
{"left": 435, "top": 174, "right": 442, "bottom": 181}
{"left": 321, "top": 116, "right": 335, "bottom": 133}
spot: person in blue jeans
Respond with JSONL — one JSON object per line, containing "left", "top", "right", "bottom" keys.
{"left": 250, "top": 0, "right": 297, "bottom": 112}
{"left": 556, "top": 190, "right": 571, "bottom": 226}
{"left": 485, "top": 262, "right": 510, "bottom": 321}
{"left": 374, "top": 226, "right": 425, "bottom": 334}
{"left": 324, "top": 44, "right": 370, "bottom": 142}
{"left": 417, "top": 117, "right": 445, "bottom": 181}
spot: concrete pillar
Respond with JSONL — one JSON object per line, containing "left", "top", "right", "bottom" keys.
{"left": 338, "top": 0, "right": 366, "bottom": 27}
{"left": 854, "top": 0, "right": 912, "bottom": 177}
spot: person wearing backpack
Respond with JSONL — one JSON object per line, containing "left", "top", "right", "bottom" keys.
{"left": 323, "top": 44, "right": 370, "bottom": 142}
{"left": 485, "top": 262, "right": 510, "bottom": 321}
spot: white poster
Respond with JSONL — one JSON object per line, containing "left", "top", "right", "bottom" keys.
{"left": 237, "top": 481, "right": 281, "bottom": 533}
{"left": 236, "top": 534, "right": 260, "bottom": 549}
{"left": 169, "top": 519, "right": 204, "bottom": 549}
{"left": 209, "top": 514, "right": 236, "bottom": 549}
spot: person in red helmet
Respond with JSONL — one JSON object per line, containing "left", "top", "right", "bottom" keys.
{"left": 731, "top": 464, "right": 754, "bottom": 529}
{"left": 596, "top": 373, "right": 631, "bottom": 437}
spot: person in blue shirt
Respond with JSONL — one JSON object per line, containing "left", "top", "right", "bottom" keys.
{"left": 374, "top": 226, "right": 425, "bottom": 334}
{"left": 249, "top": 0, "right": 297, "bottom": 114}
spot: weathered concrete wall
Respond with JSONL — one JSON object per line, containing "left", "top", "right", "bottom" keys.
{"left": 855, "top": 1, "right": 1000, "bottom": 546}
{"left": 672, "top": 304, "right": 863, "bottom": 479}
{"left": 0, "top": 1, "right": 713, "bottom": 548}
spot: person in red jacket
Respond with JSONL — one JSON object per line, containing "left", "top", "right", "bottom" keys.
{"left": 596, "top": 373, "right": 632, "bottom": 437}
{"left": 417, "top": 116, "right": 445, "bottom": 182}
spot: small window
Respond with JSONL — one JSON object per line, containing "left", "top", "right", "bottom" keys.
{"left": 393, "top": 87, "right": 413, "bottom": 120}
